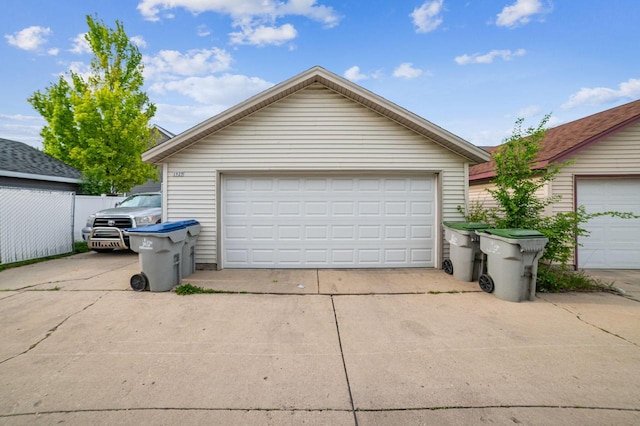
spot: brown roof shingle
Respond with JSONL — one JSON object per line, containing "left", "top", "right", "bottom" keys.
{"left": 470, "top": 99, "right": 640, "bottom": 180}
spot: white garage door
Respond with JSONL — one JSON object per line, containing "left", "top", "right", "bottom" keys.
{"left": 577, "top": 178, "right": 640, "bottom": 269}
{"left": 222, "top": 175, "right": 436, "bottom": 268}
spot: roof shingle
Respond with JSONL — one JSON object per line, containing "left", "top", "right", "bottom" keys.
{"left": 0, "top": 138, "right": 82, "bottom": 179}
{"left": 470, "top": 99, "right": 640, "bottom": 180}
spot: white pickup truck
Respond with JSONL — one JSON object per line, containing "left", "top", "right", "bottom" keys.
{"left": 82, "top": 192, "right": 162, "bottom": 252}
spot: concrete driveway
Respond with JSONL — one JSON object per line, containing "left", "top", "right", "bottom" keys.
{"left": 0, "top": 251, "right": 639, "bottom": 425}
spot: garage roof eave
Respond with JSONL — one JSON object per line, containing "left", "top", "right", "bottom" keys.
{"left": 142, "top": 66, "right": 491, "bottom": 165}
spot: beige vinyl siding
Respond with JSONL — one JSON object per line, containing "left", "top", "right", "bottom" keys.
{"left": 468, "top": 181, "right": 550, "bottom": 216}
{"left": 164, "top": 167, "right": 217, "bottom": 264}
{"left": 469, "top": 182, "right": 500, "bottom": 211}
{"left": 165, "top": 84, "right": 470, "bottom": 266}
{"left": 550, "top": 121, "right": 640, "bottom": 216}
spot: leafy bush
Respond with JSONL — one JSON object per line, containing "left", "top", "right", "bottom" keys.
{"left": 536, "top": 265, "right": 610, "bottom": 293}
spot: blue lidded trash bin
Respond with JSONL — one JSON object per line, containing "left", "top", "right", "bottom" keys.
{"left": 173, "top": 219, "right": 201, "bottom": 278}
{"left": 126, "top": 222, "right": 188, "bottom": 292}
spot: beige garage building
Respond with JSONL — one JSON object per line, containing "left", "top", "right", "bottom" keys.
{"left": 143, "top": 66, "right": 489, "bottom": 269}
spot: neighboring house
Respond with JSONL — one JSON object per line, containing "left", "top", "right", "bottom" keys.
{"left": 142, "top": 66, "right": 490, "bottom": 270}
{"left": 0, "top": 138, "right": 81, "bottom": 192}
{"left": 469, "top": 99, "right": 640, "bottom": 270}
{"left": 129, "top": 125, "right": 174, "bottom": 194}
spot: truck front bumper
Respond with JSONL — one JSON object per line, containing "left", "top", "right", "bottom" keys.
{"left": 87, "top": 227, "right": 130, "bottom": 250}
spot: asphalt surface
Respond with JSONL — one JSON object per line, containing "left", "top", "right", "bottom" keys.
{"left": 0, "top": 251, "right": 639, "bottom": 425}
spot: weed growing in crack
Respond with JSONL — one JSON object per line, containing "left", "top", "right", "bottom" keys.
{"left": 175, "top": 283, "right": 246, "bottom": 295}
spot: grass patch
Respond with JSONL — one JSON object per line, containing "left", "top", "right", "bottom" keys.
{"left": 0, "top": 242, "right": 90, "bottom": 272}
{"left": 74, "top": 241, "right": 90, "bottom": 253}
{"left": 31, "top": 286, "right": 61, "bottom": 291}
{"left": 175, "top": 283, "right": 246, "bottom": 295}
{"left": 537, "top": 265, "right": 612, "bottom": 293}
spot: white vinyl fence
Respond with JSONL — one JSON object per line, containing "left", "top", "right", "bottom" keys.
{"left": 74, "top": 195, "right": 126, "bottom": 241}
{"left": 0, "top": 187, "right": 75, "bottom": 264}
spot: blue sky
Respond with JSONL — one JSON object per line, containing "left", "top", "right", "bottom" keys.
{"left": 2, "top": 0, "right": 639, "bottom": 149}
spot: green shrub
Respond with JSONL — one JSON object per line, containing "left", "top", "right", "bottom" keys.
{"left": 536, "top": 265, "right": 610, "bottom": 293}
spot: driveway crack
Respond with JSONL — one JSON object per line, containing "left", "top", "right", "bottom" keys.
{"left": 0, "top": 293, "right": 106, "bottom": 365}
{"left": 540, "top": 296, "right": 639, "bottom": 348}
{"left": 331, "top": 295, "right": 358, "bottom": 426}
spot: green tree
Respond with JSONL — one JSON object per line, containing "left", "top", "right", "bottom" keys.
{"left": 29, "top": 15, "right": 157, "bottom": 194}
{"left": 487, "top": 114, "right": 563, "bottom": 229}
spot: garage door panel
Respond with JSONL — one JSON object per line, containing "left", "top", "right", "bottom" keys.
{"left": 577, "top": 178, "right": 640, "bottom": 269}
{"left": 411, "top": 225, "right": 432, "bottom": 239}
{"left": 411, "top": 249, "right": 433, "bottom": 263}
{"left": 358, "top": 201, "right": 380, "bottom": 215}
{"left": 223, "top": 175, "right": 435, "bottom": 268}
{"left": 358, "top": 225, "right": 380, "bottom": 240}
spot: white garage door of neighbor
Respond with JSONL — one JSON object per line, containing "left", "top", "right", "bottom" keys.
{"left": 222, "top": 175, "right": 436, "bottom": 268}
{"left": 577, "top": 178, "right": 640, "bottom": 269}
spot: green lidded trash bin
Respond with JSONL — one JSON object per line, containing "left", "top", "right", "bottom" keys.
{"left": 443, "top": 222, "right": 490, "bottom": 282}
{"left": 126, "top": 222, "right": 188, "bottom": 292}
{"left": 478, "top": 229, "right": 548, "bottom": 302}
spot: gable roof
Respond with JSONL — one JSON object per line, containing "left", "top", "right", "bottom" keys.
{"left": 470, "top": 99, "right": 640, "bottom": 181}
{"left": 151, "top": 124, "right": 174, "bottom": 146}
{"left": 0, "top": 138, "right": 81, "bottom": 183}
{"left": 142, "top": 66, "right": 490, "bottom": 164}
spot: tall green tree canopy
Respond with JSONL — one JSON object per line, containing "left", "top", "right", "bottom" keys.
{"left": 29, "top": 15, "right": 157, "bottom": 194}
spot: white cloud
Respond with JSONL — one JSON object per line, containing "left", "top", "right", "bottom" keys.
{"left": 47, "top": 48, "right": 60, "bottom": 56}
{"left": 562, "top": 78, "right": 640, "bottom": 109}
{"left": 143, "top": 48, "right": 233, "bottom": 80}
{"left": 138, "top": 0, "right": 339, "bottom": 25}
{"left": 229, "top": 23, "right": 297, "bottom": 46}
{"left": 153, "top": 103, "right": 226, "bottom": 128}
{"left": 5, "top": 26, "right": 52, "bottom": 51}
{"left": 516, "top": 105, "right": 542, "bottom": 118}
{"left": 149, "top": 73, "right": 273, "bottom": 104}
{"left": 278, "top": 0, "right": 340, "bottom": 28}
{"left": 393, "top": 63, "right": 424, "bottom": 79}
{"left": 0, "top": 116, "right": 45, "bottom": 147}
{"left": 343, "top": 66, "right": 369, "bottom": 82}
{"left": 65, "top": 61, "right": 93, "bottom": 82}
{"left": 496, "top": 0, "right": 547, "bottom": 28}
{"left": 197, "top": 25, "right": 212, "bottom": 37}
{"left": 137, "top": 0, "right": 340, "bottom": 47}
{"left": 131, "top": 35, "right": 148, "bottom": 48}
{"left": 0, "top": 113, "right": 43, "bottom": 121}
{"left": 455, "top": 48, "right": 525, "bottom": 65}
{"left": 411, "top": 0, "right": 444, "bottom": 33}
{"left": 70, "top": 33, "right": 91, "bottom": 54}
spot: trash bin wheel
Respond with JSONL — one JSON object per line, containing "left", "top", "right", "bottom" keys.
{"left": 130, "top": 273, "right": 149, "bottom": 292}
{"left": 443, "top": 259, "right": 454, "bottom": 275}
{"left": 478, "top": 274, "right": 494, "bottom": 293}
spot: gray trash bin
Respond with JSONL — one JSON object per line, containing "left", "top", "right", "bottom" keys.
{"left": 174, "top": 219, "right": 201, "bottom": 278}
{"left": 443, "top": 222, "right": 490, "bottom": 282}
{"left": 126, "top": 222, "right": 188, "bottom": 292}
{"left": 478, "top": 229, "right": 548, "bottom": 302}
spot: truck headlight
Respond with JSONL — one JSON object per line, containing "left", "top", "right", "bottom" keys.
{"left": 134, "top": 215, "right": 161, "bottom": 226}
{"left": 86, "top": 214, "right": 96, "bottom": 228}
